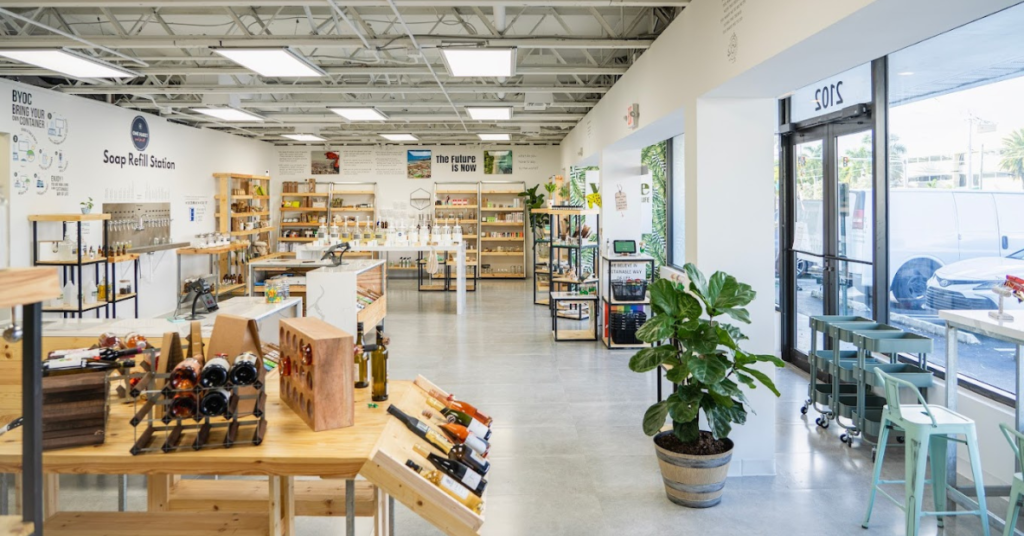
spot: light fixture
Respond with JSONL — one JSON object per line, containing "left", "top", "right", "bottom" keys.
{"left": 330, "top": 108, "right": 388, "bottom": 121}
{"left": 467, "top": 107, "right": 513, "bottom": 121}
{"left": 897, "top": 71, "right": 915, "bottom": 76}
{"left": 193, "top": 108, "right": 265, "bottom": 122}
{"left": 441, "top": 48, "right": 516, "bottom": 77}
{"left": 213, "top": 48, "right": 324, "bottom": 77}
{"left": 380, "top": 134, "right": 418, "bottom": 142}
{"left": 282, "top": 134, "right": 326, "bottom": 142}
{"left": 0, "top": 49, "right": 138, "bottom": 79}
{"left": 478, "top": 134, "right": 510, "bottom": 141}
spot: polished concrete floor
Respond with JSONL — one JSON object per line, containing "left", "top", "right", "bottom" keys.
{"left": 52, "top": 280, "right": 992, "bottom": 535}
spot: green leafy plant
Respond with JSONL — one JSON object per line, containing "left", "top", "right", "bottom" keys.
{"left": 544, "top": 182, "right": 557, "bottom": 195}
{"left": 558, "top": 184, "right": 570, "bottom": 204}
{"left": 518, "top": 185, "right": 549, "bottom": 232}
{"left": 80, "top": 197, "right": 94, "bottom": 210}
{"left": 629, "top": 264, "right": 784, "bottom": 446}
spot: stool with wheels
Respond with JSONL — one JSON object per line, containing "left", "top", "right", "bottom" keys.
{"left": 863, "top": 368, "right": 990, "bottom": 536}
{"left": 999, "top": 423, "right": 1024, "bottom": 536}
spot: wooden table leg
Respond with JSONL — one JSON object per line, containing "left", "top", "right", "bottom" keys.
{"left": 43, "top": 473, "right": 58, "bottom": 518}
{"left": 147, "top": 474, "right": 171, "bottom": 512}
{"left": 269, "top": 476, "right": 295, "bottom": 536}
{"left": 373, "top": 486, "right": 392, "bottom": 536}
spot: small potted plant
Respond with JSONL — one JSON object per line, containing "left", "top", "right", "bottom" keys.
{"left": 80, "top": 197, "right": 94, "bottom": 215}
{"left": 630, "top": 264, "right": 783, "bottom": 508}
{"left": 518, "top": 185, "right": 549, "bottom": 239}
{"left": 544, "top": 181, "right": 557, "bottom": 208}
{"left": 558, "top": 184, "right": 571, "bottom": 206}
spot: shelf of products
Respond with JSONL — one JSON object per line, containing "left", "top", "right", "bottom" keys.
{"left": 433, "top": 182, "right": 480, "bottom": 290}
{"left": 600, "top": 255, "right": 655, "bottom": 349}
{"left": 212, "top": 173, "right": 273, "bottom": 297}
{"left": 479, "top": 181, "right": 526, "bottom": 280}
{"left": 29, "top": 213, "right": 141, "bottom": 318}
{"left": 175, "top": 238, "right": 251, "bottom": 313}
{"left": 533, "top": 208, "right": 601, "bottom": 341}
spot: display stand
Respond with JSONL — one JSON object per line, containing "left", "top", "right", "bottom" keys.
{"left": 0, "top": 268, "right": 61, "bottom": 535}
{"left": 479, "top": 181, "right": 526, "bottom": 280}
{"left": 432, "top": 182, "right": 479, "bottom": 291}
{"left": 106, "top": 253, "right": 140, "bottom": 318}
{"left": 532, "top": 230, "right": 551, "bottom": 306}
{"left": 214, "top": 173, "right": 273, "bottom": 294}
{"left": 533, "top": 208, "right": 600, "bottom": 327}
{"left": 279, "top": 179, "right": 330, "bottom": 247}
{"left": 600, "top": 255, "right": 655, "bottom": 349}
{"left": 328, "top": 182, "right": 378, "bottom": 259}
{"left": 29, "top": 213, "right": 112, "bottom": 318}
{"left": 174, "top": 241, "right": 251, "bottom": 313}
{"left": 304, "top": 259, "right": 388, "bottom": 337}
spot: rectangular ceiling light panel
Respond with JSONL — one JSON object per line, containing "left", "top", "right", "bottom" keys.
{"left": 467, "top": 107, "right": 513, "bottom": 121}
{"left": 283, "top": 134, "right": 326, "bottom": 142}
{"left": 330, "top": 108, "right": 388, "bottom": 121}
{"left": 193, "top": 108, "right": 265, "bottom": 122}
{"left": 214, "top": 48, "right": 324, "bottom": 77}
{"left": 441, "top": 48, "right": 516, "bottom": 77}
{"left": 478, "top": 134, "right": 510, "bottom": 141}
{"left": 0, "top": 49, "right": 138, "bottom": 79}
{"left": 380, "top": 134, "right": 418, "bottom": 142}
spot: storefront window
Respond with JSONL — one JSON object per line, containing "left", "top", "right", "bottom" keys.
{"left": 888, "top": 3, "right": 1024, "bottom": 395}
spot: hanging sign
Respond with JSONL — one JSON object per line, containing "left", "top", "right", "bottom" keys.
{"left": 615, "top": 185, "right": 628, "bottom": 213}
{"left": 790, "top": 63, "right": 872, "bottom": 123}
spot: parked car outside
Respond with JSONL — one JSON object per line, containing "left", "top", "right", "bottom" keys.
{"left": 924, "top": 248, "right": 1024, "bottom": 310}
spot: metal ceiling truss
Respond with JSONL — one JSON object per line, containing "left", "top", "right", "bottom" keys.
{"left": 0, "top": 2, "right": 686, "bottom": 145}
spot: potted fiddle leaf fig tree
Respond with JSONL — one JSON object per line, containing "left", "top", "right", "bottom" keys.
{"left": 630, "top": 264, "right": 784, "bottom": 508}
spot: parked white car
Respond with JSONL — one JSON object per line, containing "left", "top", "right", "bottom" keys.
{"left": 924, "top": 248, "right": 1024, "bottom": 310}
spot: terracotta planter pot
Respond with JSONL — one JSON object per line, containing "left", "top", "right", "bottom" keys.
{"left": 654, "top": 431, "right": 734, "bottom": 508}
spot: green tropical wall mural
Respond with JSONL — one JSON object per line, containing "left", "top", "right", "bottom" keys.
{"left": 569, "top": 165, "right": 599, "bottom": 275}
{"left": 641, "top": 141, "right": 668, "bottom": 273}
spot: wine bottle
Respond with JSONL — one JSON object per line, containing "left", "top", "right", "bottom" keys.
{"left": 423, "top": 410, "right": 489, "bottom": 457}
{"left": 302, "top": 343, "right": 313, "bottom": 366}
{"left": 169, "top": 357, "right": 203, "bottom": 390}
{"left": 199, "top": 353, "right": 230, "bottom": 388}
{"left": 230, "top": 352, "right": 260, "bottom": 386}
{"left": 429, "top": 389, "right": 493, "bottom": 427}
{"left": 405, "top": 460, "right": 484, "bottom": 514}
{"left": 354, "top": 322, "right": 368, "bottom": 388}
{"left": 43, "top": 358, "right": 134, "bottom": 377}
{"left": 371, "top": 327, "right": 388, "bottom": 402}
{"left": 450, "top": 443, "right": 490, "bottom": 475}
{"left": 387, "top": 405, "right": 454, "bottom": 454}
{"left": 169, "top": 392, "right": 198, "bottom": 419}
{"left": 425, "top": 397, "right": 491, "bottom": 441}
{"left": 412, "top": 444, "right": 487, "bottom": 496}
{"left": 199, "top": 388, "right": 231, "bottom": 417}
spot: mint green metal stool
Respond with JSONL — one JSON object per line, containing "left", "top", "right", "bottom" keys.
{"left": 999, "top": 424, "right": 1024, "bottom": 536}
{"left": 863, "top": 369, "right": 990, "bottom": 536}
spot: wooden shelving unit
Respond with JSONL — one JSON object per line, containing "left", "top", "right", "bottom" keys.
{"left": 432, "top": 182, "right": 480, "bottom": 290}
{"left": 213, "top": 173, "right": 273, "bottom": 296}
{"left": 175, "top": 240, "right": 251, "bottom": 310}
{"left": 329, "top": 182, "right": 379, "bottom": 260}
{"left": 279, "top": 179, "right": 330, "bottom": 247}
{"left": 479, "top": 181, "right": 526, "bottom": 280}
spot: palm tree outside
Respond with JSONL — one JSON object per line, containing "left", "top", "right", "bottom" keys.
{"left": 999, "top": 128, "right": 1024, "bottom": 190}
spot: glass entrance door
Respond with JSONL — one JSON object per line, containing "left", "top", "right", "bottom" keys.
{"left": 784, "top": 120, "right": 876, "bottom": 361}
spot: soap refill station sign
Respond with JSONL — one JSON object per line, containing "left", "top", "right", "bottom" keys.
{"left": 102, "top": 115, "right": 178, "bottom": 171}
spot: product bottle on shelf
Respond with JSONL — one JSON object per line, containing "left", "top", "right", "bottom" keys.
{"left": 229, "top": 351, "right": 260, "bottom": 386}
{"left": 371, "top": 327, "right": 389, "bottom": 402}
{"left": 449, "top": 442, "right": 491, "bottom": 475}
{"left": 387, "top": 405, "right": 454, "bottom": 454}
{"left": 169, "top": 392, "right": 198, "bottom": 420}
{"left": 404, "top": 460, "right": 484, "bottom": 514}
{"left": 169, "top": 357, "right": 203, "bottom": 390}
{"left": 198, "top": 389, "right": 231, "bottom": 417}
{"left": 199, "top": 353, "right": 231, "bottom": 388}
{"left": 425, "top": 397, "right": 491, "bottom": 440}
{"left": 422, "top": 410, "right": 489, "bottom": 457}
{"left": 412, "top": 444, "right": 487, "bottom": 496}
{"left": 354, "top": 322, "right": 369, "bottom": 389}
{"left": 428, "top": 389, "right": 493, "bottom": 427}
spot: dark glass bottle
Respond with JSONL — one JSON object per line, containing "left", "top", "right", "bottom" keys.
{"left": 354, "top": 322, "right": 368, "bottom": 388}
{"left": 199, "top": 353, "right": 230, "bottom": 388}
{"left": 169, "top": 357, "right": 202, "bottom": 390}
{"left": 371, "top": 327, "right": 388, "bottom": 402}
{"left": 229, "top": 352, "right": 260, "bottom": 386}
{"left": 199, "top": 389, "right": 231, "bottom": 417}
{"left": 449, "top": 443, "right": 491, "bottom": 475}
{"left": 413, "top": 444, "right": 487, "bottom": 496}
{"left": 387, "top": 405, "right": 454, "bottom": 454}
{"left": 169, "top": 392, "right": 198, "bottom": 419}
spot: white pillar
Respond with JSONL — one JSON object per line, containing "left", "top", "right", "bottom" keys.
{"left": 598, "top": 147, "right": 643, "bottom": 246}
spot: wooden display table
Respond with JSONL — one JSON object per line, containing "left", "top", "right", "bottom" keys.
{"left": 0, "top": 370, "right": 484, "bottom": 536}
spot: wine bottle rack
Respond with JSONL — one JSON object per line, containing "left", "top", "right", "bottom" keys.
{"left": 123, "top": 365, "right": 268, "bottom": 455}
{"left": 278, "top": 317, "right": 355, "bottom": 432}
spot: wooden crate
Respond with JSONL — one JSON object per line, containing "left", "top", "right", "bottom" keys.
{"left": 279, "top": 318, "right": 354, "bottom": 432}
{"left": 42, "top": 371, "right": 108, "bottom": 451}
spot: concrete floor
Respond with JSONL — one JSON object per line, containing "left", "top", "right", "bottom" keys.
{"left": 52, "top": 279, "right": 992, "bottom": 535}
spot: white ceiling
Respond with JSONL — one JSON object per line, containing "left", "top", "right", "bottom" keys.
{"left": 0, "top": 1, "right": 688, "bottom": 145}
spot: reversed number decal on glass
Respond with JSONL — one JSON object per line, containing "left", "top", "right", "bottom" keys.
{"left": 814, "top": 82, "right": 845, "bottom": 111}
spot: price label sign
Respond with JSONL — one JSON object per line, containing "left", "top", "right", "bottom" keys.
{"left": 791, "top": 63, "right": 872, "bottom": 123}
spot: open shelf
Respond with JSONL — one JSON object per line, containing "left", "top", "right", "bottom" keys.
{"left": 281, "top": 207, "right": 328, "bottom": 212}
{"left": 481, "top": 237, "right": 524, "bottom": 241}
{"left": 279, "top": 237, "right": 316, "bottom": 242}
{"left": 281, "top": 192, "right": 329, "bottom": 197}
{"left": 481, "top": 221, "right": 524, "bottom": 226}
{"left": 215, "top": 283, "right": 246, "bottom": 296}
{"left": 43, "top": 301, "right": 108, "bottom": 313}
{"left": 36, "top": 257, "right": 108, "bottom": 266}
{"left": 110, "top": 292, "right": 137, "bottom": 303}
{"left": 217, "top": 211, "right": 270, "bottom": 219}
{"left": 435, "top": 205, "right": 478, "bottom": 210}
{"left": 231, "top": 227, "right": 275, "bottom": 237}
{"left": 28, "top": 213, "right": 110, "bottom": 222}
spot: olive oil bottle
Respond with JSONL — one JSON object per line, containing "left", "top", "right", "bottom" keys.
{"left": 354, "top": 322, "right": 369, "bottom": 389}
{"left": 371, "top": 325, "right": 388, "bottom": 402}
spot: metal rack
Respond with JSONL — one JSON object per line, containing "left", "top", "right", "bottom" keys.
{"left": 600, "top": 255, "right": 655, "bottom": 350}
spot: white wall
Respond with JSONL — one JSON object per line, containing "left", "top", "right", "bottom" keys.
{"left": 1, "top": 78, "right": 273, "bottom": 318}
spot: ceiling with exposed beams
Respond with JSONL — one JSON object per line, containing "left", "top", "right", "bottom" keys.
{"left": 0, "top": 1, "right": 688, "bottom": 146}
